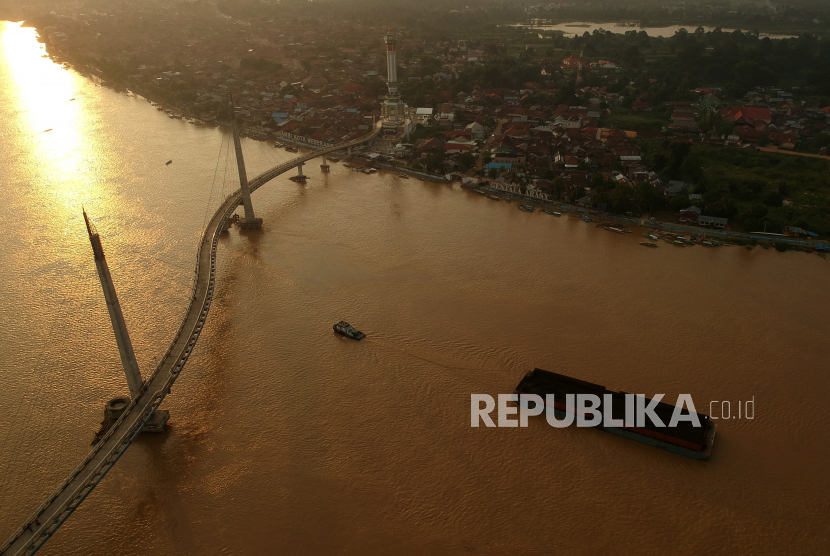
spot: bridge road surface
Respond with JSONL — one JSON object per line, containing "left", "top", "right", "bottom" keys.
{"left": 1, "top": 127, "right": 380, "bottom": 556}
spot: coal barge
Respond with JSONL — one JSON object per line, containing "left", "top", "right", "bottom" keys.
{"left": 514, "top": 368, "right": 716, "bottom": 459}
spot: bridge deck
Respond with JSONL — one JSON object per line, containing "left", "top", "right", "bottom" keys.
{"left": 1, "top": 127, "right": 378, "bottom": 556}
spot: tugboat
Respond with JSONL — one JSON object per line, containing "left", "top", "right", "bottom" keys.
{"left": 333, "top": 321, "right": 366, "bottom": 341}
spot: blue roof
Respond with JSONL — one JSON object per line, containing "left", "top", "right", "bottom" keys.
{"left": 283, "top": 95, "right": 294, "bottom": 99}
{"left": 486, "top": 162, "right": 512, "bottom": 169}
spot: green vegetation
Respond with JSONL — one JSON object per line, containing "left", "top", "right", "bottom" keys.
{"left": 599, "top": 106, "right": 670, "bottom": 132}
{"left": 639, "top": 139, "right": 830, "bottom": 234}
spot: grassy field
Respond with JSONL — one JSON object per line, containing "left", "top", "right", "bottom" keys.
{"left": 600, "top": 106, "right": 669, "bottom": 132}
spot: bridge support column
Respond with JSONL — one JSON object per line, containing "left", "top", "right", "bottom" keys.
{"left": 229, "top": 94, "right": 262, "bottom": 230}
{"left": 83, "top": 211, "right": 144, "bottom": 401}
{"left": 290, "top": 162, "right": 307, "bottom": 183}
{"left": 320, "top": 154, "right": 329, "bottom": 172}
{"left": 84, "top": 210, "right": 170, "bottom": 441}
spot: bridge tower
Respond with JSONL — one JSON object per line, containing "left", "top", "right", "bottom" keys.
{"left": 84, "top": 210, "right": 168, "bottom": 435}
{"left": 229, "top": 94, "right": 263, "bottom": 229}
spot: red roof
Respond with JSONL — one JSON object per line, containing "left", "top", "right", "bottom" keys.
{"left": 725, "top": 105, "right": 771, "bottom": 122}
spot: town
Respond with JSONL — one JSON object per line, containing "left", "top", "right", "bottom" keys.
{"left": 19, "top": 0, "right": 830, "bottom": 242}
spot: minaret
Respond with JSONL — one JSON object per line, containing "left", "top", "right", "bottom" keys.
{"left": 382, "top": 27, "right": 405, "bottom": 135}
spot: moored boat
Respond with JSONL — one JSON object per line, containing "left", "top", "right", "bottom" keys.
{"left": 640, "top": 242, "right": 658, "bottom": 248}
{"left": 488, "top": 195, "right": 500, "bottom": 201}
{"left": 579, "top": 215, "right": 592, "bottom": 223}
{"left": 643, "top": 233, "right": 659, "bottom": 241}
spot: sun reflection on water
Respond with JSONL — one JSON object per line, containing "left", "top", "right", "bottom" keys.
{"left": 0, "top": 21, "right": 118, "bottom": 219}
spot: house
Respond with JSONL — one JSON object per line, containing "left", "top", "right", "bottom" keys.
{"left": 296, "top": 98, "right": 315, "bottom": 110}
{"left": 493, "top": 152, "right": 525, "bottom": 164}
{"left": 679, "top": 206, "right": 701, "bottom": 223}
{"left": 671, "top": 110, "right": 698, "bottom": 130}
{"left": 465, "top": 121, "right": 487, "bottom": 141}
{"left": 632, "top": 99, "right": 653, "bottom": 112}
{"left": 445, "top": 143, "right": 472, "bottom": 154}
{"left": 783, "top": 226, "right": 807, "bottom": 237}
{"left": 698, "top": 216, "right": 728, "bottom": 228}
{"left": 415, "top": 107, "right": 434, "bottom": 124}
{"left": 723, "top": 106, "right": 772, "bottom": 124}
{"left": 665, "top": 181, "right": 687, "bottom": 196}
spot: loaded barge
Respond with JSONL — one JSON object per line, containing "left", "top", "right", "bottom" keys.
{"left": 514, "top": 368, "right": 716, "bottom": 459}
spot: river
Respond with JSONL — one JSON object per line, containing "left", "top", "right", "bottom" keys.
{"left": 511, "top": 21, "right": 797, "bottom": 39}
{"left": 1, "top": 21, "right": 828, "bottom": 556}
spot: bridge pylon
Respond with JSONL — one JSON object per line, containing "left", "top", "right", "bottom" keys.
{"left": 83, "top": 210, "right": 169, "bottom": 438}
{"left": 229, "top": 94, "right": 263, "bottom": 230}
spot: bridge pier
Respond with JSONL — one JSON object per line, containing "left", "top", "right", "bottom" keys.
{"left": 320, "top": 154, "right": 329, "bottom": 172}
{"left": 229, "top": 94, "right": 263, "bottom": 230}
{"left": 290, "top": 162, "right": 307, "bottom": 183}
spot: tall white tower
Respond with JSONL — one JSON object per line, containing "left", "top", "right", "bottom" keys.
{"left": 382, "top": 27, "right": 405, "bottom": 135}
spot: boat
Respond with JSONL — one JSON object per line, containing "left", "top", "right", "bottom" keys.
{"left": 579, "top": 215, "right": 592, "bottom": 223}
{"left": 640, "top": 242, "right": 658, "bottom": 248}
{"left": 503, "top": 196, "right": 512, "bottom": 203}
{"left": 285, "top": 146, "right": 298, "bottom": 153}
{"left": 274, "top": 142, "right": 284, "bottom": 147}
{"left": 489, "top": 195, "right": 501, "bottom": 201}
{"left": 333, "top": 321, "right": 365, "bottom": 341}
{"left": 701, "top": 240, "right": 720, "bottom": 247}
{"left": 514, "top": 368, "right": 716, "bottom": 460}
{"left": 398, "top": 173, "right": 410, "bottom": 179}
{"left": 543, "top": 210, "right": 561, "bottom": 216}
{"left": 343, "top": 163, "right": 351, "bottom": 168}
{"left": 672, "top": 240, "right": 685, "bottom": 246}
{"left": 166, "top": 160, "right": 172, "bottom": 165}
{"left": 475, "top": 189, "right": 487, "bottom": 195}
{"left": 643, "top": 233, "right": 659, "bottom": 241}
{"left": 42, "top": 129, "right": 52, "bottom": 133}
{"left": 676, "top": 235, "right": 687, "bottom": 241}
{"left": 605, "top": 226, "right": 625, "bottom": 234}
{"left": 329, "top": 157, "right": 340, "bottom": 162}
{"left": 683, "top": 240, "right": 695, "bottom": 246}
{"left": 518, "top": 205, "right": 535, "bottom": 212}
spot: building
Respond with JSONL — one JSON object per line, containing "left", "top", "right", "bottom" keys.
{"left": 381, "top": 27, "right": 406, "bottom": 136}
{"left": 679, "top": 206, "right": 702, "bottom": 223}
{"left": 698, "top": 216, "right": 728, "bottom": 228}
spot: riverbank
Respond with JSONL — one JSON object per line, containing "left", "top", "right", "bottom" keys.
{"left": 464, "top": 182, "right": 830, "bottom": 253}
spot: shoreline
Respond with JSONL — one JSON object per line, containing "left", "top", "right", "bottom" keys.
{"left": 464, "top": 183, "right": 829, "bottom": 253}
